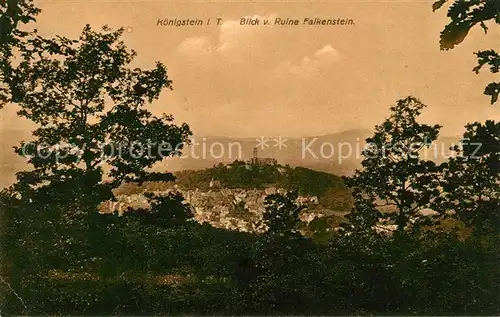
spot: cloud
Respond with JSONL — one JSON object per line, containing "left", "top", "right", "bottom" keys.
{"left": 176, "top": 15, "right": 341, "bottom": 78}
{"left": 274, "top": 44, "right": 340, "bottom": 77}
{"left": 218, "top": 14, "right": 277, "bottom": 54}
{"left": 170, "top": 15, "right": 347, "bottom": 136}
{"left": 177, "top": 14, "right": 278, "bottom": 58}
{"left": 177, "top": 36, "right": 213, "bottom": 55}
{"left": 315, "top": 44, "right": 340, "bottom": 60}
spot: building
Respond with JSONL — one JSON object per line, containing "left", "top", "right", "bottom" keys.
{"left": 249, "top": 147, "right": 277, "bottom": 166}
{"left": 209, "top": 178, "right": 221, "bottom": 188}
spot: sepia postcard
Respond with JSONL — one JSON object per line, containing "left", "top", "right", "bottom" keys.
{"left": 1, "top": 0, "right": 499, "bottom": 315}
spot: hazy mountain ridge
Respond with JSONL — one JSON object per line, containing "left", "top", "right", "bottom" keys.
{"left": 161, "top": 129, "right": 462, "bottom": 175}
{"left": 0, "top": 128, "right": 461, "bottom": 188}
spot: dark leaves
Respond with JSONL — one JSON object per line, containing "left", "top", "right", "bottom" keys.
{"left": 432, "top": 0, "right": 449, "bottom": 12}
{"left": 433, "top": 0, "right": 499, "bottom": 104}
{"left": 344, "top": 97, "right": 443, "bottom": 239}
{"left": 261, "top": 190, "right": 305, "bottom": 237}
{"left": 3, "top": 24, "right": 192, "bottom": 228}
{"left": 484, "top": 82, "right": 500, "bottom": 104}
{"left": 0, "top": 0, "right": 41, "bottom": 108}
{"left": 435, "top": 120, "right": 500, "bottom": 232}
{"left": 473, "top": 49, "right": 500, "bottom": 75}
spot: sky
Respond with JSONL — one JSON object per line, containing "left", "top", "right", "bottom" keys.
{"left": 1, "top": 0, "right": 499, "bottom": 138}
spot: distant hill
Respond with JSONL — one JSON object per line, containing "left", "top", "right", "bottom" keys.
{"left": 159, "top": 130, "right": 462, "bottom": 175}
{"left": 173, "top": 162, "right": 353, "bottom": 212}
{"left": 174, "top": 162, "right": 346, "bottom": 196}
{"left": 158, "top": 129, "right": 375, "bottom": 176}
{"left": 114, "top": 161, "right": 353, "bottom": 212}
{"left": 0, "top": 128, "right": 462, "bottom": 188}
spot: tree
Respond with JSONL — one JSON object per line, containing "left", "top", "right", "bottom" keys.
{"left": 0, "top": 0, "right": 40, "bottom": 43}
{"left": 131, "top": 191, "right": 194, "bottom": 227}
{"left": 0, "top": 0, "right": 41, "bottom": 107}
{"left": 0, "top": 27, "right": 193, "bottom": 305}
{"left": 7, "top": 25, "right": 191, "bottom": 208}
{"left": 337, "top": 189, "right": 385, "bottom": 251}
{"left": 250, "top": 191, "right": 314, "bottom": 314}
{"left": 260, "top": 191, "right": 305, "bottom": 237}
{"left": 344, "top": 96, "right": 442, "bottom": 238}
{"left": 435, "top": 120, "right": 499, "bottom": 232}
{"left": 319, "top": 187, "right": 353, "bottom": 211}
{"left": 433, "top": 0, "right": 500, "bottom": 104}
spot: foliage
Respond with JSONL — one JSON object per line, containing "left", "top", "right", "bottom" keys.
{"left": 319, "top": 187, "right": 354, "bottom": 211}
{"left": 175, "top": 162, "right": 346, "bottom": 199}
{"left": 4, "top": 191, "right": 498, "bottom": 316}
{"left": 285, "top": 166, "right": 345, "bottom": 196}
{"left": 435, "top": 120, "right": 500, "bottom": 232}
{"left": 344, "top": 96, "right": 442, "bottom": 238}
{"left": 433, "top": 0, "right": 500, "bottom": 104}
{"left": 129, "top": 191, "right": 194, "bottom": 227}
{"left": 300, "top": 213, "right": 345, "bottom": 243}
{"left": 0, "top": 17, "right": 499, "bottom": 313}
{"left": 336, "top": 189, "right": 387, "bottom": 253}
{"left": 0, "top": 22, "right": 194, "bottom": 315}
{"left": 211, "top": 160, "right": 286, "bottom": 189}
{"left": 260, "top": 191, "right": 305, "bottom": 236}
{"left": 0, "top": 0, "right": 41, "bottom": 107}
{"left": 7, "top": 25, "right": 191, "bottom": 205}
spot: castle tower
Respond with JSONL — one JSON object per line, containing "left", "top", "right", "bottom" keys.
{"left": 252, "top": 147, "right": 258, "bottom": 164}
